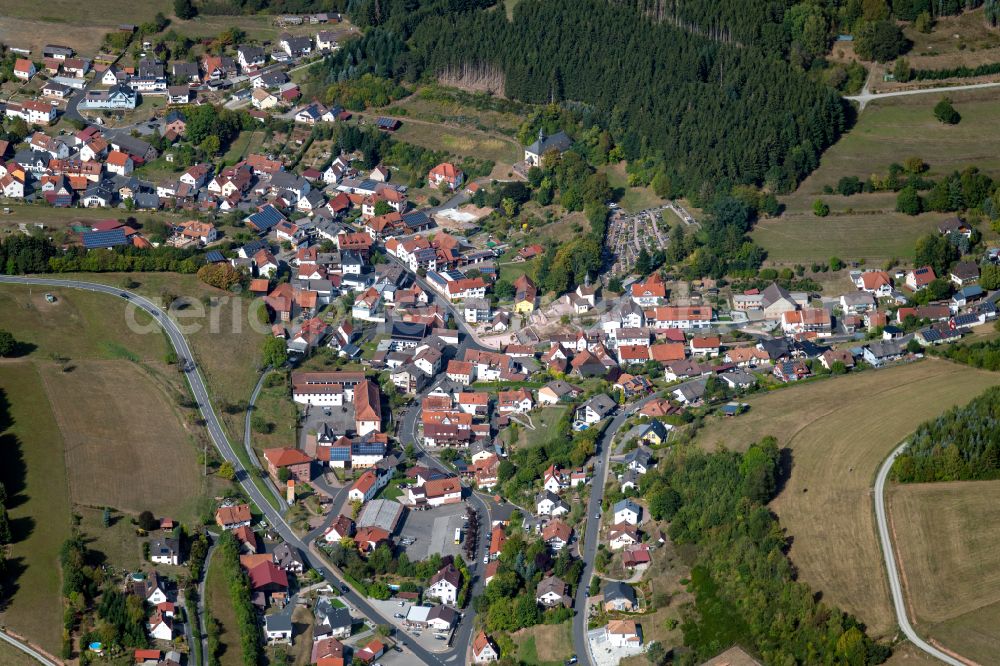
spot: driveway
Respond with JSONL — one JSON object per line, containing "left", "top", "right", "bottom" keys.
{"left": 367, "top": 598, "right": 454, "bottom": 655}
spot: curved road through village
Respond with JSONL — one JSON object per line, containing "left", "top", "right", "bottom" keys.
{"left": 0, "top": 275, "right": 454, "bottom": 666}
{"left": 0, "top": 276, "right": 967, "bottom": 666}
{"left": 874, "top": 443, "right": 966, "bottom": 666}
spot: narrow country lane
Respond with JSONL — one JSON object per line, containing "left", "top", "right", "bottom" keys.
{"left": 874, "top": 444, "right": 967, "bottom": 666}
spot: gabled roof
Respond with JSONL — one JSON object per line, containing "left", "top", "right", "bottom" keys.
{"left": 263, "top": 447, "right": 312, "bottom": 467}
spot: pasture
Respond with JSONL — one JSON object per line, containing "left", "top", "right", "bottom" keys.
{"left": 759, "top": 88, "right": 1000, "bottom": 264}
{"left": 695, "top": 359, "right": 999, "bottom": 636}
{"left": 39, "top": 360, "right": 205, "bottom": 524}
{"left": 0, "top": 363, "right": 72, "bottom": 655}
{"left": 0, "top": 639, "right": 50, "bottom": 666}
{"left": 889, "top": 480, "right": 1000, "bottom": 661}
{"left": 33, "top": 273, "right": 269, "bottom": 440}
{"left": 391, "top": 119, "right": 521, "bottom": 169}
{"left": 0, "top": 0, "right": 348, "bottom": 56}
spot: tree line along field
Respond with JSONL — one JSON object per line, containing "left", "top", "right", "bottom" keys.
{"left": 755, "top": 89, "right": 1000, "bottom": 265}
{"left": 0, "top": 0, "right": 336, "bottom": 59}
{"left": 694, "top": 358, "right": 1000, "bottom": 638}
{"left": 888, "top": 480, "right": 1000, "bottom": 663}
{"left": 0, "top": 285, "right": 219, "bottom": 653}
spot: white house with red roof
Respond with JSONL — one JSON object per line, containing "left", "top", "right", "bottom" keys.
{"left": 630, "top": 273, "right": 666, "bottom": 307}
{"left": 428, "top": 162, "right": 464, "bottom": 190}
{"left": 13, "top": 59, "right": 36, "bottom": 80}
{"left": 906, "top": 266, "right": 937, "bottom": 291}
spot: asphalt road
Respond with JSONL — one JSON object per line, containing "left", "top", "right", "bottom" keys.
{"left": 0, "top": 631, "right": 58, "bottom": 666}
{"left": 874, "top": 443, "right": 967, "bottom": 666}
{"left": 0, "top": 276, "right": 447, "bottom": 666}
{"left": 571, "top": 392, "right": 661, "bottom": 666}
{"left": 394, "top": 322, "right": 493, "bottom": 659}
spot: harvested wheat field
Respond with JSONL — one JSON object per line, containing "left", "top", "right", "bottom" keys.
{"left": 888, "top": 480, "right": 1000, "bottom": 662}
{"left": 696, "top": 359, "right": 999, "bottom": 637}
{"left": 38, "top": 359, "right": 204, "bottom": 523}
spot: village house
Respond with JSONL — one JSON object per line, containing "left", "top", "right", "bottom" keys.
{"left": 613, "top": 499, "right": 642, "bottom": 526}
{"left": 609, "top": 523, "right": 640, "bottom": 550}
{"left": 13, "top": 58, "right": 36, "bottom": 80}
{"left": 536, "top": 490, "right": 570, "bottom": 517}
{"left": 542, "top": 519, "right": 573, "bottom": 551}
{"left": 604, "top": 581, "right": 638, "bottom": 612}
{"left": 606, "top": 620, "right": 642, "bottom": 648}
{"left": 536, "top": 574, "right": 572, "bottom": 607}
{"left": 472, "top": 631, "right": 500, "bottom": 663}
{"left": 576, "top": 393, "right": 616, "bottom": 425}
{"left": 428, "top": 162, "right": 464, "bottom": 190}
{"left": 781, "top": 308, "right": 833, "bottom": 336}
{"left": 497, "top": 388, "right": 533, "bottom": 414}
{"left": 263, "top": 447, "right": 312, "bottom": 482}
{"left": 906, "top": 266, "right": 937, "bottom": 291}
{"left": 427, "top": 563, "right": 462, "bottom": 605}
{"left": 215, "top": 504, "right": 252, "bottom": 530}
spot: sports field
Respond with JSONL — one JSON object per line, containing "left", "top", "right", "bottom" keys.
{"left": 889, "top": 480, "right": 1000, "bottom": 662}
{"left": 696, "top": 359, "right": 1000, "bottom": 636}
{"left": 757, "top": 88, "right": 1000, "bottom": 264}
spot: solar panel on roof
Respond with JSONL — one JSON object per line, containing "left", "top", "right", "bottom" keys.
{"left": 82, "top": 229, "right": 129, "bottom": 249}
{"left": 246, "top": 205, "right": 284, "bottom": 231}
{"left": 352, "top": 442, "right": 386, "bottom": 456}
{"left": 205, "top": 250, "right": 226, "bottom": 263}
{"left": 329, "top": 447, "right": 351, "bottom": 461}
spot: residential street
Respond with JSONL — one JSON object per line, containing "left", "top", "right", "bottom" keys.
{"left": 197, "top": 536, "right": 217, "bottom": 666}
{"left": 571, "top": 391, "right": 662, "bottom": 666}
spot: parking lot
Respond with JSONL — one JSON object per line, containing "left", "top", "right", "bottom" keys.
{"left": 397, "top": 501, "right": 468, "bottom": 562}
{"left": 368, "top": 598, "right": 454, "bottom": 656}
{"left": 299, "top": 402, "right": 356, "bottom": 446}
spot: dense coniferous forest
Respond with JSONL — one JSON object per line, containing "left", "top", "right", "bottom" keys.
{"left": 643, "top": 438, "right": 890, "bottom": 664}
{"left": 408, "top": 0, "right": 848, "bottom": 195}
{"left": 313, "top": 0, "right": 1000, "bottom": 197}
{"left": 892, "top": 386, "right": 1000, "bottom": 482}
